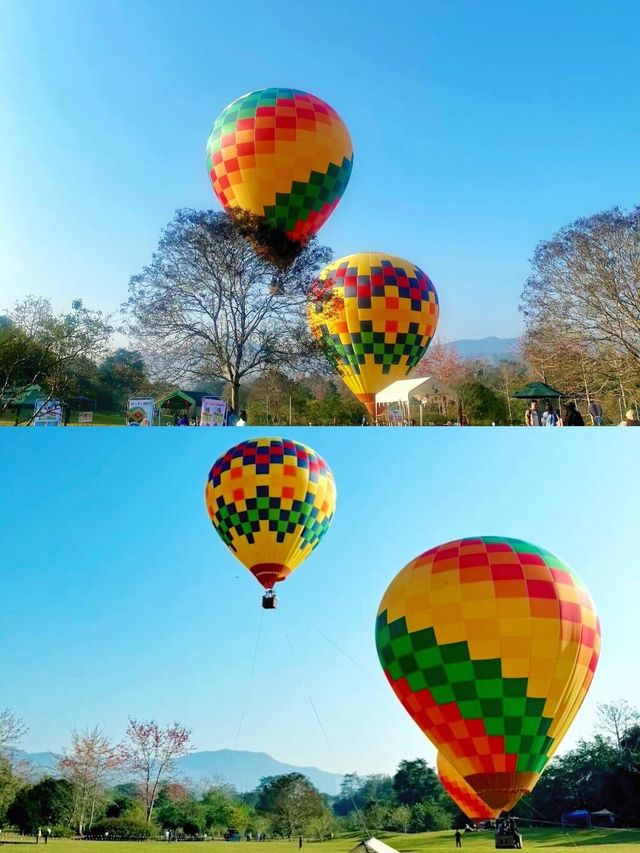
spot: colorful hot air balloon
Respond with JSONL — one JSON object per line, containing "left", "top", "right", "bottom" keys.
{"left": 437, "top": 752, "right": 500, "bottom": 821}
{"left": 307, "top": 252, "right": 439, "bottom": 415}
{"left": 375, "top": 537, "right": 600, "bottom": 812}
{"left": 205, "top": 438, "right": 336, "bottom": 605}
{"left": 206, "top": 88, "right": 353, "bottom": 258}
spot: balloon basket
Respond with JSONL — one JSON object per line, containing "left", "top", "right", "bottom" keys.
{"left": 495, "top": 818, "right": 522, "bottom": 849}
{"left": 262, "top": 591, "right": 277, "bottom": 609}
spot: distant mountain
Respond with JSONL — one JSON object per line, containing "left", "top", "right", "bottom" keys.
{"left": 451, "top": 336, "right": 518, "bottom": 360}
{"left": 14, "top": 750, "right": 56, "bottom": 774}
{"left": 14, "top": 749, "right": 343, "bottom": 796}
{"left": 175, "top": 750, "right": 343, "bottom": 795}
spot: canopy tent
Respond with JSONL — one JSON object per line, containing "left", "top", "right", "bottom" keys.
{"left": 375, "top": 376, "right": 459, "bottom": 425}
{"left": 155, "top": 390, "right": 198, "bottom": 411}
{"left": 510, "top": 381, "right": 564, "bottom": 400}
{"left": 590, "top": 809, "right": 617, "bottom": 826}
{"left": 349, "top": 839, "right": 400, "bottom": 853}
{"left": 561, "top": 810, "right": 590, "bottom": 828}
{"left": 1, "top": 385, "right": 48, "bottom": 424}
{"left": 2, "top": 384, "right": 45, "bottom": 408}
{"left": 155, "top": 390, "right": 219, "bottom": 421}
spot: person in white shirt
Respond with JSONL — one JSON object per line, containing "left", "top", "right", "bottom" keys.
{"left": 541, "top": 401, "right": 557, "bottom": 426}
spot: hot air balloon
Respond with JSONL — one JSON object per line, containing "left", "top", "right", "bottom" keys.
{"left": 206, "top": 88, "right": 353, "bottom": 266}
{"left": 307, "top": 252, "right": 439, "bottom": 416}
{"left": 205, "top": 438, "right": 336, "bottom": 608}
{"left": 437, "top": 751, "right": 500, "bottom": 821}
{"left": 375, "top": 536, "right": 600, "bottom": 812}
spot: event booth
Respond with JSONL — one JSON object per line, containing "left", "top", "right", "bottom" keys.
{"left": 375, "top": 376, "right": 459, "bottom": 425}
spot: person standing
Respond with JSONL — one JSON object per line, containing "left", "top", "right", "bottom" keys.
{"left": 620, "top": 409, "right": 640, "bottom": 426}
{"left": 298, "top": 836, "right": 303, "bottom": 849}
{"left": 541, "top": 401, "right": 557, "bottom": 426}
{"left": 36, "top": 830, "right": 42, "bottom": 845}
{"left": 564, "top": 402, "right": 585, "bottom": 426}
{"left": 524, "top": 401, "right": 541, "bottom": 426}
{"left": 455, "top": 830, "right": 462, "bottom": 848}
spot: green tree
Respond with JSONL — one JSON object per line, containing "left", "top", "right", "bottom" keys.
{"left": 408, "top": 801, "right": 453, "bottom": 831}
{"left": 0, "top": 758, "right": 21, "bottom": 826}
{"left": 0, "top": 320, "right": 53, "bottom": 407}
{"left": 200, "top": 784, "right": 238, "bottom": 833}
{"left": 95, "top": 349, "right": 154, "bottom": 411}
{"left": 1, "top": 298, "right": 113, "bottom": 421}
{"left": 458, "top": 381, "right": 508, "bottom": 424}
{"left": 7, "top": 778, "right": 74, "bottom": 833}
{"left": 390, "top": 805, "right": 411, "bottom": 833}
{"left": 393, "top": 759, "right": 441, "bottom": 807}
{"left": 255, "top": 773, "right": 323, "bottom": 838}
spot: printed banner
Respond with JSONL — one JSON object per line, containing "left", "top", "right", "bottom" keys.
{"left": 33, "top": 399, "right": 63, "bottom": 427}
{"left": 127, "top": 398, "right": 154, "bottom": 426}
{"left": 200, "top": 397, "right": 227, "bottom": 427}
{"left": 386, "top": 403, "right": 404, "bottom": 425}
{"left": 78, "top": 411, "right": 93, "bottom": 424}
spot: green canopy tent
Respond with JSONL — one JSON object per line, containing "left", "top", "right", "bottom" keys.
{"left": 1, "top": 384, "right": 47, "bottom": 424}
{"left": 510, "top": 381, "right": 564, "bottom": 423}
{"left": 155, "top": 390, "right": 220, "bottom": 424}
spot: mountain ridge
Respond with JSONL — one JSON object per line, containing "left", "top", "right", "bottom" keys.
{"left": 450, "top": 336, "right": 518, "bottom": 360}
{"left": 13, "top": 749, "right": 344, "bottom": 795}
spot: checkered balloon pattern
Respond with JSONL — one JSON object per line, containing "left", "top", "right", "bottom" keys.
{"left": 375, "top": 537, "right": 600, "bottom": 811}
{"left": 207, "top": 88, "right": 353, "bottom": 244}
{"left": 205, "top": 438, "right": 336, "bottom": 590}
{"left": 437, "top": 751, "right": 500, "bottom": 820}
{"left": 307, "top": 252, "right": 439, "bottom": 415}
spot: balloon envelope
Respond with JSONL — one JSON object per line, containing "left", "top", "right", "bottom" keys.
{"left": 205, "top": 438, "right": 336, "bottom": 590}
{"left": 375, "top": 536, "right": 600, "bottom": 811}
{"left": 308, "top": 252, "right": 439, "bottom": 415}
{"left": 437, "top": 751, "right": 500, "bottom": 821}
{"left": 206, "top": 88, "right": 353, "bottom": 245}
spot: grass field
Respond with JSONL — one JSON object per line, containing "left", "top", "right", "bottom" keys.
{"left": 2, "top": 830, "right": 640, "bottom": 853}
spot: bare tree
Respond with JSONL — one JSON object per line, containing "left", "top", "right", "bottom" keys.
{"left": 596, "top": 701, "right": 640, "bottom": 750}
{"left": 0, "top": 709, "right": 27, "bottom": 755}
{"left": 521, "top": 207, "right": 640, "bottom": 367}
{"left": 125, "top": 210, "right": 331, "bottom": 410}
{"left": 57, "top": 727, "right": 123, "bottom": 835}
{"left": 120, "top": 719, "right": 193, "bottom": 823}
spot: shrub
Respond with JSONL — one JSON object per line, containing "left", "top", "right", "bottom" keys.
{"left": 50, "top": 825, "right": 75, "bottom": 838}
{"left": 87, "top": 817, "right": 155, "bottom": 839}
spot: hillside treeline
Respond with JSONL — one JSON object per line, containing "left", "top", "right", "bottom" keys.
{"left": 1, "top": 702, "right": 639, "bottom": 838}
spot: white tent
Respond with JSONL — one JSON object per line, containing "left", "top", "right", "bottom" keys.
{"left": 349, "top": 839, "right": 401, "bottom": 853}
{"left": 375, "top": 376, "right": 459, "bottom": 425}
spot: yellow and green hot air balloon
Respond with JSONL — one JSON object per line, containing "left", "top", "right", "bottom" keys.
{"left": 308, "top": 252, "right": 439, "bottom": 416}
{"left": 205, "top": 438, "right": 336, "bottom": 606}
{"left": 437, "top": 751, "right": 500, "bottom": 821}
{"left": 206, "top": 88, "right": 353, "bottom": 259}
{"left": 375, "top": 537, "right": 601, "bottom": 812}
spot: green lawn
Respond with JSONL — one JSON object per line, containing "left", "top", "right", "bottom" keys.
{"left": 2, "top": 830, "right": 640, "bottom": 853}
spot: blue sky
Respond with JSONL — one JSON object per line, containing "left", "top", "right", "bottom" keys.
{"left": 1, "top": 428, "right": 637, "bottom": 774}
{"left": 2, "top": 0, "right": 640, "bottom": 340}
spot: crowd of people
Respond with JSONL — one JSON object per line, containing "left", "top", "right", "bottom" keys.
{"left": 172, "top": 408, "right": 248, "bottom": 426}
{"left": 524, "top": 399, "right": 640, "bottom": 427}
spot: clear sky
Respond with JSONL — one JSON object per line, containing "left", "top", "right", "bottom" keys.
{"left": 0, "top": 428, "right": 637, "bottom": 776}
{"left": 1, "top": 0, "right": 640, "bottom": 340}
